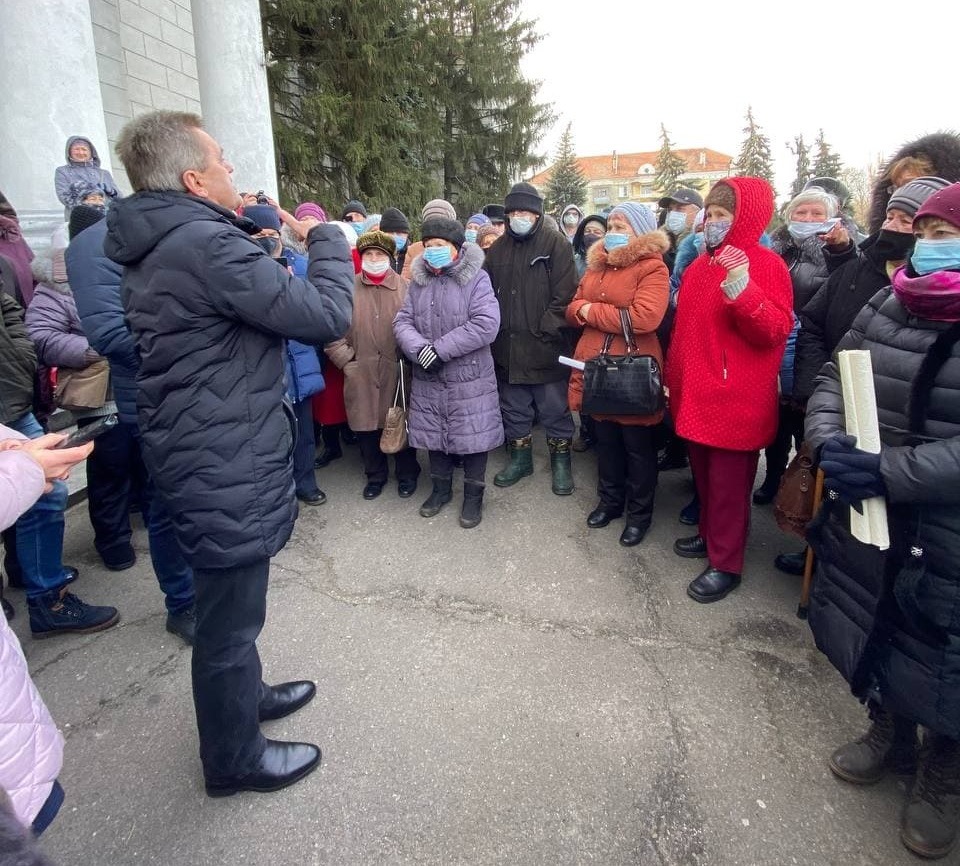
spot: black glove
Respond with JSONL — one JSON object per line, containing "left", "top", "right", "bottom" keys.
{"left": 417, "top": 343, "right": 443, "bottom": 373}
{"left": 819, "top": 433, "right": 885, "bottom": 513}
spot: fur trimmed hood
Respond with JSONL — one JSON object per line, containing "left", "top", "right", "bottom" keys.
{"left": 585, "top": 228, "right": 670, "bottom": 271}
{"left": 411, "top": 241, "right": 485, "bottom": 286}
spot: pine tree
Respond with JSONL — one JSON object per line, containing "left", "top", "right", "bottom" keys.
{"left": 543, "top": 123, "right": 586, "bottom": 215}
{"left": 788, "top": 135, "right": 812, "bottom": 198}
{"left": 734, "top": 107, "right": 776, "bottom": 191}
{"left": 653, "top": 124, "right": 689, "bottom": 197}
{"left": 811, "top": 129, "right": 844, "bottom": 179}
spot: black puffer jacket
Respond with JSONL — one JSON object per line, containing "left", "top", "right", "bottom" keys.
{"left": 769, "top": 228, "right": 831, "bottom": 314}
{"left": 805, "top": 287, "right": 960, "bottom": 737}
{"left": 104, "top": 192, "right": 353, "bottom": 568}
{"left": 0, "top": 291, "right": 36, "bottom": 424}
{"left": 483, "top": 218, "right": 577, "bottom": 384}
{"left": 794, "top": 233, "right": 892, "bottom": 401}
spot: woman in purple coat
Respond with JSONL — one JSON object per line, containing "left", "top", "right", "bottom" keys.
{"left": 393, "top": 218, "right": 503, "bottom": 528}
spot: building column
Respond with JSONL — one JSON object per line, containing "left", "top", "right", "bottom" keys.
{"left": 0, "top": 0, "right": 112, "bottom": 241}
{"left": 192, "top": 0, "right": 278, "bottom": 198}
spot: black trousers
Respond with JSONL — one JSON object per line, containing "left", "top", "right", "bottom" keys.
{"left": 355, "top": 430, "right": 421, "bottom": 484}
{"left": 192, "top": 557, "right": 270, "bottom": 782}
{"left": 595, "top": 420, "right": 658, "bottom": 529}
{"left": 762, "top": 401, "right": 805, "bottom": 482}
{"left": 428, "top": 450, "right": 488, "bottom": 484}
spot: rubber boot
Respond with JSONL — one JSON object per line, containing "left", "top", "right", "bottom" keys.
{"left": 494, "top": 436, "right": 533, "bottom": 488}
{"left": 547, "top": 438, "right": 574, "bottom": 495}
{"left": 901, "top": 732, "right": 960, "bottom": 860}
{"left": 829, "top": 707, "right": 919, "bottom": 785}
{"left": 459, "top": 482, "right": 484, "bottom": 529}
{"left": 419, "top": 476, "right": 453, "bottom": 518}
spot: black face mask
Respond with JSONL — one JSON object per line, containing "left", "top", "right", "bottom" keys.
{"left": 873, "top": 229, "right": 915, "bottom": 262}
{"left": 582, "top": 234, "right": 602, "bottom": 251}
{"left": 256, "top": 236, "right": 281, "bottom": 257}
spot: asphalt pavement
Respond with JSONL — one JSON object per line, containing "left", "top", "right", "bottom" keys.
{"left": 10, "top": 434, "right": 923, "bottom": 865}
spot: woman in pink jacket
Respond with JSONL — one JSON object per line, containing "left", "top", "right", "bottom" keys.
{"left": 0, "top": 424, "right": 91, "bottom": 840}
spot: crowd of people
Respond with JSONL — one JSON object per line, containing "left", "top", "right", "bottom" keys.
{"left": 2, "top": 116, "right": 960, "bottom": 861}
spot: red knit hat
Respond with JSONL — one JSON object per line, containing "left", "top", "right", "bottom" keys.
{"left": 915, "top": 182, "right": 960, "bottom": 230}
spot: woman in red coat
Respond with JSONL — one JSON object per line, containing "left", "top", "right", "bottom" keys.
{"left": 666, "top": 177, "right": 793, "bottom": 602}
{"left": 567, "top": 202, "right": 670, "bottom": 546}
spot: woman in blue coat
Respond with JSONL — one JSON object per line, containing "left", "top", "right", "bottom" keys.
{"left": 393, "top": 218, "right": 503, "bottom": 528}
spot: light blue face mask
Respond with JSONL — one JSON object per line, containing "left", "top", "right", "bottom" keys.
{"left": 603, "top": 232, "right": 629, "bottom": 252}
{"left": 703, "top": 219, "right": 731, "bottom": 249}
{"left": 423, "top": 246, "right": 454, "bottom": 269}
{"left": 665, "top": 211, "right": 688, "bottom": 234}
{"left": 392, "top": 234, "right": 407, "bottom": 251}
{"left": 694, "top": 234, "right": 706, "bottom": 253}
{"left": 787, "top": 219, "right": 838, "bottom": 242}
{"left": 510, "top": 216, "right": 534, "bottom": 236}
{"left": 911, "top": 238, "right": 960, "bottom": 275}
{"left": 465, "top": 229, "right": 478, "bottom": 244}
{"left": 352, "top": 222, "right": 364, "bottom": 236}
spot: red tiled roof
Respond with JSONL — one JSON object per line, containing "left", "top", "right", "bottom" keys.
{"left": 528, "top": 148, "right": 734, "bottom": 187}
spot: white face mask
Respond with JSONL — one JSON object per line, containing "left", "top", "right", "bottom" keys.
{"left": 510, "top": 216, "right": 534, "bottom": 236}
{"left": 665, "top": 211, "right": 688, "bottom": 234}
{"left": 363, "top": 258, "right": 391, "bottom": 276}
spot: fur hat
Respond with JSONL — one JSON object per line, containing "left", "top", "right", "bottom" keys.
{"left": 380, "top": 207, "right": 410, "bottom": 233}
{"left": 887, "top": 176, "right": 952, "bottom": 219}
{"left": 421, "top": 218, "right": 465, "bottom": 248}
{"left": 340, "top": 199, "right": 367, "bottom": 220}
{"left": 609, "top": 202, "right": 657, "bottom": 235}
{"left": 68, "top": 203, "right": 106, "bottom": 240}
{"left": 482, "top": 203, "right": 506, "bottom": 223}
{"left": 704, "top": 181, "right": 736, "bottom": 215}
{"left": 243, "top": 204, "right": 281, "bottom": 232}
{"left": 295, "top": 202, "right": 326, "bottom": 223}
{"left": 421, "top": 199, "right": 456, "bottom": 222}
{"left": 504, "top": 182, "right": 543, "bottom": 216}
{"left": 356, "top": 230, "right": 397, "bottom": 258}
{"left": 915, "top": 182, "right": 960, "bottom": 230}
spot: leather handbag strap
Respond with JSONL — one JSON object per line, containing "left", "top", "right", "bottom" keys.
{"left": 393, "top": 360, "right": 406, "bottom": 410}
{"left": 619, "top": 308, "right": 637, "bottom": 353}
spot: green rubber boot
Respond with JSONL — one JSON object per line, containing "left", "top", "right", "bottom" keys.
{"left": 548, "top": 438, "right": 574, "bottom": 495}
{"left": 494, "top": 436, "right": 533, "bottom": 488}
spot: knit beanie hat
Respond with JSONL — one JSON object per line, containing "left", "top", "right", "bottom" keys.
{"left": 704, "top": 181, "right": 736, "bottom": 215}
{"left": 421, "top": 218, "right": 465, "bottom": 248}
{"left": 243, "top": 204, "right": 282, "bottom": 232}
{"left": 482, "top": 203, "right": 506, "bottom": 223}
{"left": 888, "top": 176, "right": 952, "bottom": 218}
{"left": 356, "top": 230, "right": 397, "bottom": 258}
{"left": 467, "top": 213, "right": 490, "bottom": 227}
{"left": 295, "top": 202, "right": 326, "bottom": 223}
{"left": 609, "top": 202, "right": 657, "bottom": 235}
{"left": 476, "top": 224, "right": 499, "bottom": 247}
{"left": 421, "top": 199, "right": 457, "bottom": 222}
{"left": 504, "top": 182, "right": 543, "bottom": 216}
{"left": 340, "top": 199, "right": 367, "bottom": 220}
{"left": 914, "top": 181, "right": 960, "bottom": 230}
{"left": 380, "top": 207, "right": 410, "bottom": 233}
{"left": 68, "top": 203, "right": 106, "bottom": 240}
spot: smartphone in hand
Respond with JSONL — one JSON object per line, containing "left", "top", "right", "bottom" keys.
{"left": 53, "top": 415, "right": 118, "bottom": 449}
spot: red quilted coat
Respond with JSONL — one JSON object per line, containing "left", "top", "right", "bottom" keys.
{"left": 665, "top": 177, "right": 793, "bottom": 451}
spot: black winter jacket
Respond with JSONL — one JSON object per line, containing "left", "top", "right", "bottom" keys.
{"left": 483, "top": 219, "right": 577, "bottom": 384}
{"left": 769, "top": 228, "right": 830, "bottom": 314}
{"left": 805, "top": 287, "right": 960, "bottom": 737}
{"left": 104, "top": 192, "right": 353, "bottom": 568}
{"left": 0, "top": 292, "right": 36, "bottom": 424}
{"left": 794, "top": 234, "right": 892, "bottom": 401}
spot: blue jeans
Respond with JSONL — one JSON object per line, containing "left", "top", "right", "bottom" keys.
{"left": 7, "top": 413, "right": 70, "bottom": 600}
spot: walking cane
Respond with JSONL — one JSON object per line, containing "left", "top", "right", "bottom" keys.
{"left": 797, "top": 468, "right": 825, "bottom": 620}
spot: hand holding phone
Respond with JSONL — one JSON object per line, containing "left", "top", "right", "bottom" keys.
{"left": 53, "top": 414, "right": 118, "bottom": 449}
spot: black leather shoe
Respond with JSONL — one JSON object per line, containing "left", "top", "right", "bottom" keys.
{"left": 397, "top": 478, "right": 418, "bottom": 498}
{"left": 63, "top": 566, "right": 79, "bottom": 585}
{"left": 362, "top": 481, "right": 385, "bottom": 500}
{"left": 587, "top": 505, "right": 623, "bottom": 528}
{"left": 314, "top": 448, "right": 342, "bottom": 469}
{"left": 752, "top": 477, "right": 780, "bottom": 505}
{"left": 774, "top": 551, "right": 807, "bottom": 576}
{"left": 687, "top": 566, "right": 741, "bottom": 603}
{"left": 673, "top": 535, "right": 708, "bottom": 558}
{"left": 297, "top": 490, "right": 327, "bottom": 506}
{"left": 258, "top": 680, "right": 317, "bottom": 722}
{"left": 619, "top": 525, "right": 647, "bottom": 547}
{"left": 205, "top": 739, "right": 321, "bottom": 797}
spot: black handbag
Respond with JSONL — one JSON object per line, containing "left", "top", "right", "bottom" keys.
{"left": 581, "top": 308, "right": 664, "bottom": 416}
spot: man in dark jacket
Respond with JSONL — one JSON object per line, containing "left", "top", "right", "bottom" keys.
{"left": 104, "top": 110, "right": 354, "bottom": 797}
{"left": 482, "top": 182, "right": 578, "bottom": 495}
{"left": 66, "top": 206, "right": 197, "bottom": 644}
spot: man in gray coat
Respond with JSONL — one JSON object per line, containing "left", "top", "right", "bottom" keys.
{"left": 105, "top": 111, "right": 354, "bottom": 797}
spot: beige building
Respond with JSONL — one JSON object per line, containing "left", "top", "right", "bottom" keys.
{"left": 528, "top": 148, "right": 735, "bottom": 213}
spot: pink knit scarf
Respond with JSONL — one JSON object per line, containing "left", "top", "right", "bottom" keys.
{"left": 892, "top": 265, "right": 960, "bottom": 322}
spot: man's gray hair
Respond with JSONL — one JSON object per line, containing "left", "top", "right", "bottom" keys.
{"left": 115, "top": 110, "right": 208, "bottom": 193}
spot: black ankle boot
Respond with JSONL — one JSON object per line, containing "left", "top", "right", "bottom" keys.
{"left": 902, "top": 732, "right": 960, "bottom": 860}
{"left": 419, "top": 476, "right": 453, "bottom": 518}
{"left": 829, "top": 707, "right": 919, "bottom": 785}
{"left": 459, "top": 482, "right": 484, "bottom": 529}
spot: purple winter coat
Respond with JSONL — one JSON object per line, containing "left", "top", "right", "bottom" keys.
{"left": 25, "top": 282, "right": 94, "bottom": 369}
{"left": 393, "top": 243, "right": 504, "bottom": 455}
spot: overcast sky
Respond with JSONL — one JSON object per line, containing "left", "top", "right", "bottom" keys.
{"left": 518, "top": 1, "right": 958, "bottom": 199}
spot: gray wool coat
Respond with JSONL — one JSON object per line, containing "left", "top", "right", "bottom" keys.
{"left": 393, "top": 243, "right": 504, "bottom": 455}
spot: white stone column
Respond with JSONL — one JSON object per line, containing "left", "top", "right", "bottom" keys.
{"left": 0, "top": 0, "right": 112, "bottom": 238}
{"left": 192, "top": 0, "right": 278, "bottom": 197}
